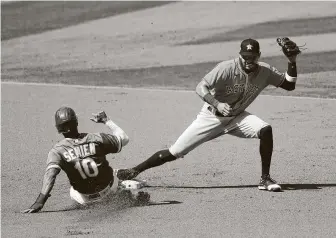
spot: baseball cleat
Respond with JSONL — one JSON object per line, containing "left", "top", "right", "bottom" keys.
{"left": 116, "top": 168, "right": 140, "bottom": 180}
{"left": 258, "top": 174, "right": 282, "bottom": 191}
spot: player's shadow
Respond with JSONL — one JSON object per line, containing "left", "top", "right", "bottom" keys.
{"left": 280, "top": 183, "right": 336, "bottom": 190}
{"left": 147, "top": 183, "right": 336, "bottom": 191}
{"left": 147, "top": 200, "right": 182, "bottom": 206}
{"left": 42, "top": 200, "right": 182, "bottom": 213}
{"left": 41, "top": 197, "right": 182, "bottom": 213}
{"left": 42, "top": 203, "right": 84, "bottom": 213}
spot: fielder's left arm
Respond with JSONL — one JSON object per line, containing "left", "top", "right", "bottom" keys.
{"left": 268, "top": 52, "right": 298, "bottom": 91}
{"left": 277, "top": 37, "right": 300, "bottom": 91}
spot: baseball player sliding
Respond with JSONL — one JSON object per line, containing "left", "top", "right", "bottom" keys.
{"left": 23, "top": 108, "right": 149, "bottom": 213}
{"left": 118, "top": 37, "right": 302, "bottom": 192}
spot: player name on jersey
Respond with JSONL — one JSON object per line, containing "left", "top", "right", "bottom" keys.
{"left": 63, "top": 143, "right": 96, "bottom": 161}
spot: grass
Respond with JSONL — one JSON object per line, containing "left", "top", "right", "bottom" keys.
{"left": 180, "top": 16, "right": 336, "bottom": 45}
{"left": 1, "top": 1, "right": 174, "bottom": 41}
{"left": 3, "top": 50, "right": 336, "bottom": 98}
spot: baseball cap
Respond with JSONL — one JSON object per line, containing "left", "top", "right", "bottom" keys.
{"left": 239, "top": 38, "right": 260, "bottom": 56}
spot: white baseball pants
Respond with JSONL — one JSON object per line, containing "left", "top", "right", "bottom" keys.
{"left": 69, "top": 170, "right": 120, "bottom": 205}
{"left": 169, "top": 105, "right": 269, "bottom": 158}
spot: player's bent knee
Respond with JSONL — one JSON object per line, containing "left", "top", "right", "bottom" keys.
{"left": 259, "top": 125, "right": 273, "bottom": 140}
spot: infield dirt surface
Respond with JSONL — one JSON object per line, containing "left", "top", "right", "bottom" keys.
{"left": 1, "top": 2, "right": 336, "bottom": 238}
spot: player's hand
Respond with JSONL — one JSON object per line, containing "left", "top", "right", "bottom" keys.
{"left": 90, "top": 111, "right": 109, "bottom": 123}
{"left": 21, "top": 202, "right": 44, "bottom": 213}
{"left": 216, "top": 103, "right": 232, "bottom": 116}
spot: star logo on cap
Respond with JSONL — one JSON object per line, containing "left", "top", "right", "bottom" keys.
{"left": 246, "top": 44, "right": 253, "bottom": 50}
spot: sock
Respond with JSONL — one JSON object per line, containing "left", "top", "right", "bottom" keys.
{"left": 259, "top": 127, "right": 273, "bottom": 177}
{"left": 133, "top": 149, "right": 177, "bottom": 173}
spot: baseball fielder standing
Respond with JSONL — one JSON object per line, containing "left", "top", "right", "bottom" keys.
{"left": 118, "top": 38, "right": 301, "bottom": 192}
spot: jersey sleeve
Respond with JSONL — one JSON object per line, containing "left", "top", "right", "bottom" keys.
{"left": 46, "top": 149, "right": 63, "bottom": 171}
{"left": 100, "top": 133, "right": 122, "bottom": 154}
{"left": 203, "top": 62, "right": 228, "bottom": 89}
{"left": 267, "top": 65, "right": 285, "bottom": 87}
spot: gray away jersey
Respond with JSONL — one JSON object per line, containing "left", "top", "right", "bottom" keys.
{"left": 203, "top": 58, "right": 285, "bottom": 115}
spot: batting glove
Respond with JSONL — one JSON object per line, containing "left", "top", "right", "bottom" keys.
{"left": 90, "top": 111, "right": 109, "bottom": 123}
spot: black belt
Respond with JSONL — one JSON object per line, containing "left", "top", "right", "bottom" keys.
{"left": 85, "top": 181, "right": 113, "bottom": 199}
{"left": 88, "top": 193, "right": 101, "bottom": 199}
{"left": 207, "top": 106, "right": 224, "bottom": 117}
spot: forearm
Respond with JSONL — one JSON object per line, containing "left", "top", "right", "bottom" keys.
{"left": 286, "top": 61, "right": 297, "bottom": 81}
{"left": 41, "top": 168, "right": 60, "bottom": 195}
{"left": 280, "top": 62, "right": 297, "bottom": 91}
{"left": 29, "top": 167, "right": 60, "bottom": 210}
{"left": 196, "top": 80, "right": 220, "bottom": 108}
{"left": 105, "top": 120, "right": 129, "bottom": 146}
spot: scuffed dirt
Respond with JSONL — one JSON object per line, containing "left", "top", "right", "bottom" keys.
{"left": 2, "top": 84, "right": 336, "bottom": 237}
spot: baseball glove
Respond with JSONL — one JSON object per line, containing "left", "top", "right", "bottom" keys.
{"left": 276, "top": 37, "right": 301, "bottom": 57}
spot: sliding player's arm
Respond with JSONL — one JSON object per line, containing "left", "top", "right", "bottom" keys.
{"left": 22, "top": 151, "right": 61, "bottom": 213}
{"left": 90, "top": 111, "right": 129, "bottom": 153}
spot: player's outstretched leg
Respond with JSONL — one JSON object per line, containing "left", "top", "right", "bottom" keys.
{"left": 117, "top": 149, "right": 177, "bottom": 180}
{"left": 257, "top": 125, "right": 281, "bottom": 191}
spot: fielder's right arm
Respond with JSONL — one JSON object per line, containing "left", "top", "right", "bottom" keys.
{"left": 196, "top": 79, "right": 232, "bottom": 116}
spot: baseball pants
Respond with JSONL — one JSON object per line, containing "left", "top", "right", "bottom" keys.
{"left": 169, "top": 105, "right": 269, "bottom": 158}
{"left": 70, "top": 169, "right": 120, "bottom": 205}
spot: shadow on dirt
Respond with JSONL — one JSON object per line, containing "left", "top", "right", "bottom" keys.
{"left": 33, "top": 184, "right": 336, "bottom": 213}
{"left": 147, "top": 183, "right": 336, "bottom": 190}
{"left": 147, "top": 200, "right": 182, "bottom": 206}
{"left": 42, "top": 200, "right": 182, "bottom": 213}
{"left": 280, "top": 183, "right": 336, "bottom": 190}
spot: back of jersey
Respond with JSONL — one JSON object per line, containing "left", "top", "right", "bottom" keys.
{"left": 47, "top": 132, "right": 121, "bottom": 194}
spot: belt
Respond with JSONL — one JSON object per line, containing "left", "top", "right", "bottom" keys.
{"left": 86, "top": 181, "right": 113, "bottom": 199}
{"left": 207, "top": 106, "right": 225, "bottom": 117}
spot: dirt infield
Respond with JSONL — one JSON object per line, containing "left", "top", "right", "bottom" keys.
{"left": 2, "top": 2, "right": 336, "bottom": 237}
{"left": 2, "top": 83, "right": 336, "bottom": 237}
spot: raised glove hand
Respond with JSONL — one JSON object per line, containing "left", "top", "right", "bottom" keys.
{"left": 276, "top": 37, "right": 302, "bottom": 61}
{"left": 90, "top": 111, "right": 109, "bottom": 123}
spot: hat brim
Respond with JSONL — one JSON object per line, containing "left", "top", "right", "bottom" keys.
{"left": 240, "top": 51, "right": 260, "bottom": 56}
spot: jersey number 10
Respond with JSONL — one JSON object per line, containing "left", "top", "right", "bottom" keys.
{"left": 74, "top": 158, "right": 99, "bottom": 179}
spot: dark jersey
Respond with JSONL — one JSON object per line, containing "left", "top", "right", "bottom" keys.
{"left": 46, "top": 133, "right": 121, "bottom": 194}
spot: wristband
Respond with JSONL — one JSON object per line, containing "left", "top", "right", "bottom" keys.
{"left": 203, "top": 93, "right": 220, "bottom": 108}
{"left": 287, "top": 62, "right": 297, "bottom": 77}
